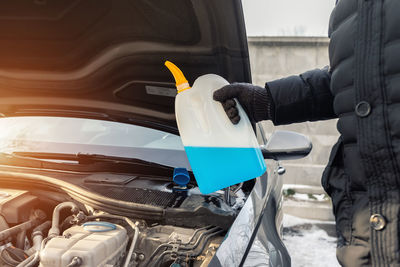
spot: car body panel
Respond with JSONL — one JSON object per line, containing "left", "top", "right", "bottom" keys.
{"left": 210, "top": 125, "right": 290, "bottom": 266}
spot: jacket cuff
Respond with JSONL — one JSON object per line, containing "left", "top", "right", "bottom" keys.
{"left": 253, "top": 85, "right": 275, "bottom": 122}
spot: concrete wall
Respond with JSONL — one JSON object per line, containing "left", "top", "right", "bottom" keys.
{"left": 247, "top": 37, "right": 339, "bottom": 189}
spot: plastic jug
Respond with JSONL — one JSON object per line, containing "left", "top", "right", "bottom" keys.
{"left": 165, "top": 61, "right": 266, "bottom": 194}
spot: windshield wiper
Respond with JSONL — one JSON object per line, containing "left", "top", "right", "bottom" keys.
{"left": 3, "top": 151, "right": 172, "bottom": 171}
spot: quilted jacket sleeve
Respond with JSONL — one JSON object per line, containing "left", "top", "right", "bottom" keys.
{"left": 266, "top": 67, "right": 337, "bottom": 125}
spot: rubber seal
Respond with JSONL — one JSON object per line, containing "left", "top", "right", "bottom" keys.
{"left": 82, "top": 221, "right": 117, "bottom": 232}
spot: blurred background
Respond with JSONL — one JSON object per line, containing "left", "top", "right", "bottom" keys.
{"left": 242, "top": 1, "right": 339, "bottom": 266}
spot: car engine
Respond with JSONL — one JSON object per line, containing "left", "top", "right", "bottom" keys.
{"left": 0, "top": 184, "right": 244, "bottom": 267}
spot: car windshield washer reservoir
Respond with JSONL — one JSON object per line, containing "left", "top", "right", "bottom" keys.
{"left": 165, "top": 61, "right": 266, "bottom": 194}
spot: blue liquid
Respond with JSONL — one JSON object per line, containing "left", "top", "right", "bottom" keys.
{"left": 184, "top": 146, "right": 267, "bottom": 194}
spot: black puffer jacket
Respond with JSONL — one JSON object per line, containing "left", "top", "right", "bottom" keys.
{"left": 266, "top": 0, "right": 400, "bottom": 266}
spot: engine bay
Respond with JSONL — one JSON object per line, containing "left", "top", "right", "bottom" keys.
{"left": 0, "top": 173, "right": 248, "bottom": 267}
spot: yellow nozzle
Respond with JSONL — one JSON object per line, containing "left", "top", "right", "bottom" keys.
{"left": 165, "top": 61, "right": 191, "bottom": 93}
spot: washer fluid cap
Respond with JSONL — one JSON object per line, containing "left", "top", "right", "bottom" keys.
{"left": 173, "top": 168, "right": 190, "bottom": 187}
{"left": 83, "top": 221, "right": 117, "bottom": 232}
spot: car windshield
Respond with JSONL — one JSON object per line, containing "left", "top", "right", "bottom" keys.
{"left": 0, "top": 116, "right": 190, "bottom": 168}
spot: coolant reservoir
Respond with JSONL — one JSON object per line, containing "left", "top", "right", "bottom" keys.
{"left": 39, "top": 222, "right": 128, "bottom": 267}
{"left": 165, "top": 61, "right": 266, "bottom": 194}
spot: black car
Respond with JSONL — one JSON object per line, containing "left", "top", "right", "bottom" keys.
{"left": 0, "top": 1, "right": 311, "bottom": 266}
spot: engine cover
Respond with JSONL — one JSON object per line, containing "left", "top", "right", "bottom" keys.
{"left": 0, "top": 189, "right": 38, "bottom": 224}
{"left": 40, "top": 222, "right": 128, "bottom": 267}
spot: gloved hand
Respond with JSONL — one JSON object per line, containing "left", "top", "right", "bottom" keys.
{"left": 213, "top": 83, "right": 275, "bottom": 124}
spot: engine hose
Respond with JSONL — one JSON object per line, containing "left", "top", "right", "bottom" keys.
{"left": 32, "top": 220, "right": 51, "bottom": 234}
{"left": 17, "top": 236, "right": 51, "bottom": 267}
{"left": 181, "top": 226, "right": 213, "bottom": 246}
{"left": 48, "top": 202, "right": 79, "bottom": 237}
{"left": 15, "top": 252, "right": 38, "bottom": 267}
{"left": 123, "top": 222, "right": 139, "bottom": 267}
{"left": 60, "top": 215, "right": 75, "bottom": 232}
{"left": 150, "top": 227, "right": 222, "bottom": 267}
{"left": 0, "top": 210, "right": 46, "bottom": 242}
{"left": 180, "top": 229, "right": 224, "bottom": 257}
{"left": 143, "top": 225, "right": 213, "bottom": 266}
{"left": 16, "top": 230, "right": 26, "bottom": 249}
{"left": 233, "top": 182, "right": 244, "bottom": 194}
{"left": 152, "top": 229, "right": 224, "bottom": 267}
{"left": 180, "top": 227, "right": 221, "bottom": 250}
{"left": 25, "top": 221, "right": 51, "bottom": 255}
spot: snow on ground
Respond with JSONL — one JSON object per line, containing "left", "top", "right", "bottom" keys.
{"left": 290, "top": 192, "right": 327, "bottom": 201}
{"left": 283, "top": 214, "right": 339, "bottom": 267}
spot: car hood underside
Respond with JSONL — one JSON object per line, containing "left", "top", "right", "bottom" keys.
{"left": 0, "top": 0, "right": 250, "bottom": 131}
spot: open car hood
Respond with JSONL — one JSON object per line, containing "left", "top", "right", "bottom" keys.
{"left": 0, "top": 0, "right": 251, "bottom": 132}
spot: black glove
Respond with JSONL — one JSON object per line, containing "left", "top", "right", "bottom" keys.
{"left": 213, "top": 83, "right": 275, "bottom": 124}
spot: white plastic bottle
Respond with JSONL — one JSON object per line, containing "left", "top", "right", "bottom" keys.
{"left": 165, "top": 61, "right": 266, "bottom": 194}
